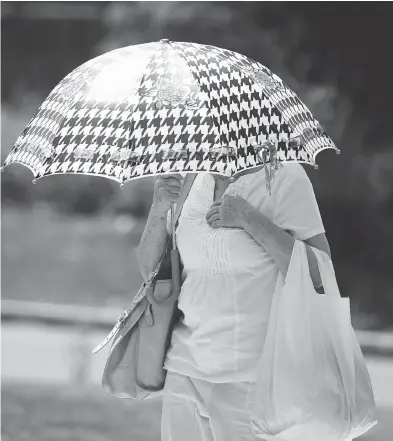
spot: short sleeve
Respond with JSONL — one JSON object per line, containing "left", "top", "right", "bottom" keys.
{"left": 273, "top": 167, "right": 325, "bottom": 240}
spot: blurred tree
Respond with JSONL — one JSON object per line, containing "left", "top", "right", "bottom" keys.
{"left": 1, "top": 170, "right": 33, "bottom": 207}
{"left": 103, "top": 177, "right": 155, "bottom": 219}
{"left": 1, "top": 2, "right": 109, "bottom": 104}
{"left": 1, "top": 1, "right": 392, "bottom": 326}
{"left": 94, "top": 1, "right": 393, "bottom": 326}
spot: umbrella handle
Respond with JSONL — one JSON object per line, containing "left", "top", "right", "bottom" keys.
{"left": 171, "top": 202, "right": 177, "bottom": 250}
{"left": 170, "top": 202, "right": 181, "bottom": 296}
{"left": 170, "top": 249, "right": 181, "bottom": 297}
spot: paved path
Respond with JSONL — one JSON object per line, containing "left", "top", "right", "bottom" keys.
{"left": 3, "top": 322, "right": 393, "bottom": 405}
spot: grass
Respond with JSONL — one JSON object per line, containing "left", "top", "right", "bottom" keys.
{"left": 1, "top": 205, "right": 145, "bottom": 309}
{"left": 1, "top": 382, "right": 392, "bottom": 441}
{"left": 1, "top": 383, "right": 161, "bottom": 441}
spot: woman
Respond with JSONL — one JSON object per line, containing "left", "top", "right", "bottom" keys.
{"left": 137, "top": 163, "right": 331, "bottom": 441}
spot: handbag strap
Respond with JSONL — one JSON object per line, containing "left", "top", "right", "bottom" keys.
{"left": 92, "top": 173, "right": 197, "bottom": 355}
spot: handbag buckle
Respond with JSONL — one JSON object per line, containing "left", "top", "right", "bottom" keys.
{"left": 146, "top": 271, "right": 158, "bottom": 286}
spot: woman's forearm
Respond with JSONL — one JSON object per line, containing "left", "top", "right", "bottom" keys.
{"left": 136, "top": 198, "right": 170, "bottom": 280}
{"left": 239, "top": 202, "right": 322, "bottom": 287}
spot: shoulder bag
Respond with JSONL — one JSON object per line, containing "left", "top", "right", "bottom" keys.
{"left": 92, "top": 173, "right": 196, "bottom": 400}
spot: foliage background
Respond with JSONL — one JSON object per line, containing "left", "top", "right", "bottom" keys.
{"left": 1, "top": 1, "right": 393, "bottom": 327}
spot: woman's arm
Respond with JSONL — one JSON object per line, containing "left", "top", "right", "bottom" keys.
{"left": 136, "top": 200, "right": 170, "bottom": 280}
{"left": 136, "top": 175, "right": 183, "bottom": 280}
{"left": 239, "top": 202, "right": 331, "bottom": 288}
{"left": 206, "top": 194, "right": 331, "bottom": 289}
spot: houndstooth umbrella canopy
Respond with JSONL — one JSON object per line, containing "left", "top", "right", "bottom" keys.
{"left": 2, "top": 40, "right": 339, "bottom": 185}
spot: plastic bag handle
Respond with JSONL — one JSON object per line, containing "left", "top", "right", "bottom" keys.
{"left": 289, "top": 240, "right": 341, "bottom": 298}
{"left": 308, "top": 243, "right": 341, "bottom": 298}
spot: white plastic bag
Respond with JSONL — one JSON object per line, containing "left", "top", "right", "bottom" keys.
{"left": 249, "top": 240, "right": 378, "bottom": 441}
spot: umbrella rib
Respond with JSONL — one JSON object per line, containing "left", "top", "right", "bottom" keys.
{"left": 122, "top": 43, "right": 164, "bottom": 183}
{"left": 170, "top": 42, "right": 223, "bottom": 146}
{"left": 170, "top": 42, "right": 238, "bottom": 176}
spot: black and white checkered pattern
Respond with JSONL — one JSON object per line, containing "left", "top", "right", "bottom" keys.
{"left": 2, "top": 41, "right": 338, "bottom": 183}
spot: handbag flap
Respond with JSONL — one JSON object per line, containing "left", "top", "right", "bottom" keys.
{"left": 108, "top": 297, "right": 149, "bottom": 356}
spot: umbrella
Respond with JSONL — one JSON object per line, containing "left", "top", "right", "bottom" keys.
{"left": 1, "top": 39, "right": 339, "bottom": 186}
{"left": 1, "top": 39, "right": 339, "bottom": 293}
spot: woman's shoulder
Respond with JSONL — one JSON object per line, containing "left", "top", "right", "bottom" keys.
{"left": 247, "top": 162, "right": 311, "bottom": 200}
{"left": 250, "top": 162, "right": 307, "bottom": 185}
{"left": 276, "top": 162, "right": 308, "bottom": 182}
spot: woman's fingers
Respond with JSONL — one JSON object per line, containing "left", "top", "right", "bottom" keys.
{"left": 159, "top": 176, "right": 183, "bottom": 187}
{"left": 206, "top": 205, "right": 220, "bottom": 218}
{"left": 206, "top": 206, "right": 220, "bottom": 222}
{"left": 206, "top": 213, "right": 221, "bottom": 226}
{"left": 154, "top": 174, "right": 184, "bottom": 204}
{"left": 157, "top": 180, "right": 181, "bottom": 192}
{"left": 157, "top": 175, "right": 183, "bottom": 188}
{"left": 168, "top": 173, "right": 184, "bottom": 180}
{"left": 158, "top": 184, "right": 182, "bottom": 198}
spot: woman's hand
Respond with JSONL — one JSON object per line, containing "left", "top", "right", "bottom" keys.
{"left": 206, "top": 195, "right": 248, "bottom": 228}
{"left": 153, "top": 174, "right": 183, "bottom": 209}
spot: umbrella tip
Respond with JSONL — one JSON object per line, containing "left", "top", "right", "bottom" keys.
{"left": 32, "top": 178, "right": 37, "bottom": 184}
{"left": 0, "top": 165, "right": 5, "bottom": 172}
{"left": 336, "top": 149, "right": 341, "bottom": 154}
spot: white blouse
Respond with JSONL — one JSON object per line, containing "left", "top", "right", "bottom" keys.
{"left": 164, "top": 163, "right": 325, "bottom": 383}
